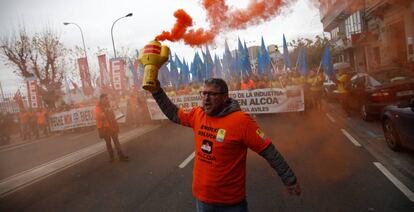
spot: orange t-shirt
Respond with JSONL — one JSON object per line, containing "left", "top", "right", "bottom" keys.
{"left": 19, "top": 112, "right": 30, "bottom": 124}
{"left": 178, "top": 107, "right": 271, "bottom": 204}
{"left": 94, "top": 105, "right": 110, "bottom": 129}
{"left": 37, "top": 111, "right": 47, "bottom": 125}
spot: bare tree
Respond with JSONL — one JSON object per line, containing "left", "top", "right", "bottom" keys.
{"left": 289, "top": 35, "right": 332, "bottom": 69}
{"left": 1, "top": 27, "right": 68, "bottom": 108}
{"left": 0, "top": 28, "right": 33, "bottom": 78}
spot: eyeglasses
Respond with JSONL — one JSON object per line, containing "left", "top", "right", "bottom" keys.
{"left": 199, "top": 91, "right": 226, "bottom": 98}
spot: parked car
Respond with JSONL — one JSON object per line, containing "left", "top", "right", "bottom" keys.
{"left": 347, "top": 67, "right": 414, "bottom": 121}
{"left": 381, "top": 97, "right": 414, "bottom": 151}
{"left": 322, "top": 79, "right": 337, "bottom": 102}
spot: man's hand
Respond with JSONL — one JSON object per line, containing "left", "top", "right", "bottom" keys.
{"left": 286, "top": 182, "right": 301, "bottom": 196}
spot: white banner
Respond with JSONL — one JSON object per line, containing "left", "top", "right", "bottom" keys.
{"left": 146, "top": 86, "right": 304, "bottom": 120}
{"left": 49, "top": 102, "right": 128, "bottom": 131}
{"left": 26, "top": 77, "right": 40, "bottom": 109}
{"left": 49, "top": 106, "right": 96, "bottom": 131}
{"left": 109, "top": 58, "right": 126, "bottom": 91}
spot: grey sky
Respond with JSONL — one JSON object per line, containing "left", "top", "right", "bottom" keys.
{"left": 0, "top": 0, "right": 324, "bottom": 93}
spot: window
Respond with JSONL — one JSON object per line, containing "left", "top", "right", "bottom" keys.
{"left": 345, "top": 11, "right": 363, "bottom": 38}
{"left": 330, "top": 27, "right": 340, "bottom": 39}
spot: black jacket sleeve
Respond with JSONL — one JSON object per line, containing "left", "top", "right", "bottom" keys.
{"left": 259, "top": 143, "right": 297, "bottom": 186}
{"left": 151, "top": 89, "right": 180, "bottom": 124}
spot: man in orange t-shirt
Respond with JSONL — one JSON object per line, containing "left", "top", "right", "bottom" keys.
{"left": 36, "top": 108, "right": 49, "bottom": 137}
{"left": 95, "top": 94, "right": 129, "bottom": 162}
{"left": 150, "top": 78, "right": 300, "bottom": 211}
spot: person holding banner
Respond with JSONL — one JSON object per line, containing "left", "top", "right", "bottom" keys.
{"left": 95, "top": 94, "right": 129, "bottom": 162}
{"left": 289, "top": 69, "right": 305, "bottom": 86}
{"left": 150, "top": 78, "right": 300, "bottom": 212}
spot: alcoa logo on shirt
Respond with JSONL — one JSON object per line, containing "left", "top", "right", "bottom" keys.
{"left": 216, "top": 129, "right": 226, "bottom": 142}
{"left": 256, "top": 129, "right": 266, "bottom": 141}
{"left": 201, "top": 140, "right": 213, "bottom": 154}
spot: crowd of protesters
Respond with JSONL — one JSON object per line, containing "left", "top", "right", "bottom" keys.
{"left": 17, "top": 108, "right": 50, "bottom": 141}
{"left": 0, "top": 89, "right": 153, "bottom": 146}
{"left": 0, "top": 112, "right": 14, "bottom": 144}
{"left": 0, "top": 66, "right": 331, "bottom": 146}
{"left": 162, "top": 67, "right": 326, "bottom": 112}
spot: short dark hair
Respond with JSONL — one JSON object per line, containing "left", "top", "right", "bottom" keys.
{"left": 204, "top": 78, "right": 228, "bottom": 93}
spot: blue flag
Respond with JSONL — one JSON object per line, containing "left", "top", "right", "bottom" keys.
{"left": 136, "top": 49, "right": 144, "bottom": 80}
{"left": 159, "top": 63, "right": 170, "bottom": 86}
{"left": 258, "top": 36, "right": 272, "bottom": 79}
{"left": 191, "top": 52, "right": 204, "bottom": 83}
{"left": 175, "top": 53, "right": 183, "bottom": 69}
{"left": 243, "top": 41, "right": 252, "bottom": 76}
{"left": 321, "top": 46, "right": 334, "bottom": 77}
{"left": 204, "top": 46, "right": 214, "bottom": 80}
{"left": 213, "top": 54, "right": 223, "bottom": 78}
{"left": 169, "top": 54, "right": 179, "bottom": 88}
{"left": 222, "top": 40, "right": 233, "bottom": 80}
{"left": 283, "top": 34, "right": 292, "bottom": 69}
{"left": 179, "top": 58, "right": 190, "bottom": 85}
{"left": 129, "top": 59, "right": 139, "bottom": 89}
{"left": 235, "top": 38, "right": 244, "bottom": 77}
{"left": 297, "top": 48, "right": 308, "bottom": 76}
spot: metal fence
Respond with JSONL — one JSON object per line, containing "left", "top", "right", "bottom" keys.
{"left": 0, "top": 92, "right": 27, "bottom": 114}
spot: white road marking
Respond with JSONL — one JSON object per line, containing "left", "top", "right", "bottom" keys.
{"left": 179, "top": 152, "right": 195, "bottom": 169}
{"left": 373, "top": 162, "right": 414, "bottom": 202}
{"left": 0, "top": 125, "right": 160, "bottom": 197}
{"left": 325, "top": 113, "right": 336, "bottom": 123}
{"left": 341, "top": 129, "right": 362, "bottom": 147}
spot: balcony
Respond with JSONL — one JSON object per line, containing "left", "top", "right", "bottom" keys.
{"left": 320, "top": 0, "right": 364, "bottom": 32}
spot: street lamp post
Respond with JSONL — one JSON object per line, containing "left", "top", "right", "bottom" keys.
{"left": 63, "top": 22, "right": 92, "bottom": 92}
{"left": 111, "top": 13, "right": 133, "bottom": 58}
{"left": 63, "top": 22, "right": 88, "bottom": 59}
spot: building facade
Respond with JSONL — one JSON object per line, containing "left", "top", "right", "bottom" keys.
{"left": 319, "top": 0, "right": 414, "bottom": 72}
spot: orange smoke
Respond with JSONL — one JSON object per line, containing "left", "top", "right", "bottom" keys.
{"left": 155, "top": 9, "right": 193, "bottom": 42}
{"left": 155, "top": 0, "right": 292, "bottom": 46}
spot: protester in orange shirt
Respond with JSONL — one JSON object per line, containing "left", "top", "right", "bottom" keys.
{"left": 19, "top": 109, "right": 33, "bottom": 140}
{"left": 240, "top": 76, "right": 256, "bottom": 90}
{"left": 95, "top": 94, "right": 129, "bottom": 162}
{"left": 36, "top": 108, "right": 49, "bottom": 137}
{"left": 150, "top": 78, "right": 300, "bottom": 211}
{"left": 176, "top": 84, "right": 191, "bottom": 95}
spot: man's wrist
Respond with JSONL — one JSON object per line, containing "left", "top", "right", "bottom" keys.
{"left": 151, "top": 87, "right": 163, "bottom": 95}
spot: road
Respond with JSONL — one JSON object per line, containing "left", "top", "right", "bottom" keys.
{"left": 0, "top": 102, "right": 413, "bottom": 211}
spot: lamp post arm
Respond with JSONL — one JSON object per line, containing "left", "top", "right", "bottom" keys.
{"left": 71, "top": 23, "right": 87, "bottom": 59}
{"left": 111, "top": 16, "right": 125, "bottom": 58}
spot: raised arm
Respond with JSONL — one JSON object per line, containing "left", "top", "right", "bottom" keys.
{"left": 151, "top": 85, "right": 180, "bottom": 124}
